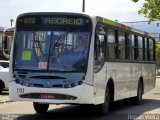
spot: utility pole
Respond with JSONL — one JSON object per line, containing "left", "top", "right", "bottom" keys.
{"left": 82, "top": 0, "right": 85, "bottom": 12}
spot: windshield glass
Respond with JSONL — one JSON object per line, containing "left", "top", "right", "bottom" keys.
{"left": 14, "top": 30, "right": 90, "bottom": 71}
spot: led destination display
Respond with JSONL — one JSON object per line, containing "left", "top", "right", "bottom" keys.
{"left": 17, "top": 15, "right": 90, "bottom": 28}
{"left": 42, "top": 17, "right": 84, "bottom": 26}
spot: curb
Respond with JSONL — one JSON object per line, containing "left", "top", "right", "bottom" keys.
{"left": 0, "top": 100, "right": 12, "bottom": 104}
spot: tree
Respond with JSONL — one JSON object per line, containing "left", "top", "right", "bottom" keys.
{"left": 131, "top": 0, "right": 160, "bottom": 26}
{"left": 156, "top": 43, "right": 160, "bottom": 68}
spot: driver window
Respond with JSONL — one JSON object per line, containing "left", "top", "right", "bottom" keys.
{"left": 94, "top": 23, "right": 106, "bottom": 72}
{"left": 96, "top": 35, "right": 105, "bottom": 61}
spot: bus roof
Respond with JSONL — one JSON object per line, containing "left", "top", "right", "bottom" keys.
{"left": 16, "top": 12, "right": 91, "bottom": 20}
{"left": 15, "top": 12, "right": 154, "bottom": 38}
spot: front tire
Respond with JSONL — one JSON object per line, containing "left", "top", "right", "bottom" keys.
{"left": 33, "top": 102, "right": 49, "bottom": 113}
{"left": 96, "top": 86, "right": 110, "bottom": 115}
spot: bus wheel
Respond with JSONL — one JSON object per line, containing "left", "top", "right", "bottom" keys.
{"left": 33, "top": 102, "right": 49, "bottom": 113}
{"left": 133, "top": 81, "right": 143, "bottom": 105}
{"left": 96, "top": 86, "right": 110, "bottom": 115}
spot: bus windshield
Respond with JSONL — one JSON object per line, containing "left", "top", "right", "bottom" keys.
{"left": 14, "top": 30, "right": 90, "bottom": 71}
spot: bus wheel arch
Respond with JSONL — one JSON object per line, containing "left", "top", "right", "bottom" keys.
{"left": 0, "top": 80, "right": 5, "bottom": 94}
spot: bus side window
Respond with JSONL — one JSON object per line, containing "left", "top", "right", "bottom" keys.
{"left": 94, "top": 34, "right": 105, "bottom": 68}
{"left": 153, "top": 39, "right": 155, "bottom": 61}
{"left": 94, "top": 23, "right": 106, "bottom": 72}
{"left": 3, "top": 36, "right": 8, "bottom": 50}
{"left": 134, "top": 35, "right": 139, "bottom": 60}
{"left": 138, "top": 36, "right": 143, "bottom": 61}
{"left": 107, "top": 29, "right": 116, "bottom": 59}
{"left": 149, "top": 39, "right": 154, "bottom": 61}
{"left": 144, "top": 38, "right": 148, "bottom": 61}
{"left": 118, "top": 31, "right": 125, "bottom": 60}
{"left": 126, "top": 34, "right": 134, "bottom": 60}
{"left": 147, "top": 38, "right": 150, "bottom": 61}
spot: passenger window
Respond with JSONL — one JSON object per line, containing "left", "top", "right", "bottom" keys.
{"left": 134, "top": 35, "right": 139, "bottom": 60}
{"left": 118, "top": 31, "right": 125, "bottom": 60}
{"left": 107, "top": 29, "right": 116, "bottom": 59}
{"left": 144, "top": 38, "right": 148, "bottom": 61}
{"left": 149, "top": 39, "right": 153, "bottom": 61}
{"left": 127, "top": 34, "right": 134, "bottom": 60}
{"left": 138, "top": 36, "right": 143, "bottom": 61}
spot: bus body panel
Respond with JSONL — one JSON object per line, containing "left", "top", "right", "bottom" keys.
{"left": 94, "top": 62, "right": 156, "bottom": 103}
{"left": 93, "top": 63, "right": 106, "bottom": 104}
{"left": 83, "top": 22, "right": 95, "bottom": 86}
{"left": 148, "top": 64, "right": 156, "bottom": 91}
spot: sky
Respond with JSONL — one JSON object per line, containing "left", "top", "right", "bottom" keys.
{"left": 0, "top": 0, "right": 159, "bottom": 33}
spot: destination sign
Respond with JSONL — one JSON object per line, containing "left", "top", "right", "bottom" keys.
{"left": 19, "top": 17, "right": 36, "bottom": 25}
{"left": 24, "top": 17, "right": 35, "bottom": 24}
{"left": 41, "top": 17, "right": 84, "bottom": 26}
{"left": 17, "top": 14, "right": 91, "bottom": 28}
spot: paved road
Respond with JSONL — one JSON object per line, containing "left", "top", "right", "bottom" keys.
{"left": 0, "top": 78, "right": 160, "bottom": 120}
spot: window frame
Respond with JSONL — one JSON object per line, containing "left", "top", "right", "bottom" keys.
{"left": 94, "top": 23, "right": 106, "bottom": 72}
{"left": 94, "top": 22, "right": 156, "bottom": 65}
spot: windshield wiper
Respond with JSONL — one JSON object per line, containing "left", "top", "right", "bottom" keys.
{"left": 35, "top": 38, "right": 44, "bottom": 56}
{"left": 54, "top": 29, "right": 70, "bottom": 47}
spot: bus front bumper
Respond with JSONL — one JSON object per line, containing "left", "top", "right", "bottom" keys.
{"left": 9, "top": 81, "right": 94, "bottom": 104}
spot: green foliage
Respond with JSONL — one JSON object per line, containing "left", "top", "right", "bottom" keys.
{"left": 131, "top": 0, "right": 160, "bottom": 26}
{"left": 156, "top": 43, "right": 160, "bottom": 67}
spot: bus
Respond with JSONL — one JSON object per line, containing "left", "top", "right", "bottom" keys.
{"left": 0, "top": 27, "right": 4, "bottom": 44}
{"left": 9, "top": 12, "right": 156, "bottom": 115}
{"left": 0, "top": 27, "right": 4, "bottom": 59}
{"left": 2, "top": 27, "right": 14, "bottom": 59}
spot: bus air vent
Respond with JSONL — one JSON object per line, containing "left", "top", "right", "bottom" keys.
{"left": 17, "top": 71, "right": 28, "bottom": 78}
{"left": 33, "top": 84, "right": 44, "bottom": 87}
{"left": 18, "top": 71, "right": 28, "bottom": 74}
{"left": 18, "top": 75, "right": 26, "bottom": 78}
{"left": 52, "top": 84, "right": 63, "bottom": 88}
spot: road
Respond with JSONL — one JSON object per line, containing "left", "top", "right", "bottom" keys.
{"left": 0, "top": 78, "right": 160, "bottom": 120}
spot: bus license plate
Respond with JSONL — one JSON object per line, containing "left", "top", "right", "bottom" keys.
{"left": 40, "top": 93, "right": 55, "bottom": 99}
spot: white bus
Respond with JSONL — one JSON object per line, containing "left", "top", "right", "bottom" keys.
{"left": 9, "top": 12, "right": 156, "bottom": 115}
{"left": 2, "top": 27, "right": 14, "bottom": 59}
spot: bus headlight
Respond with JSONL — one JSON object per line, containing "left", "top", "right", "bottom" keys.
{"left": 64, "top": 84, "right": 71, "bottom": 88}
{"left": 78, "top": 81, "right": 83, "bottom": 85}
